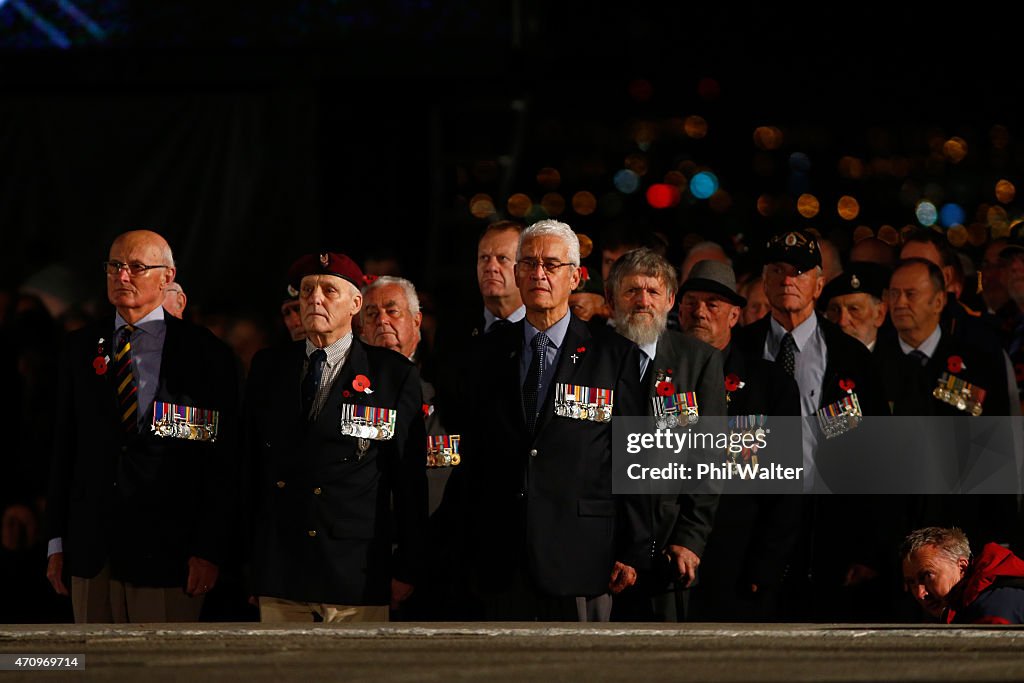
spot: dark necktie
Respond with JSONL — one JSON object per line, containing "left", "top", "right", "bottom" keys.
{"left": 523, "top": 331, "right": 550, "bottom": 433}
{"left": 489, "top": 318, "right": 512, "bottom": 333}
{"left": 113, "top": 324, "right": 138, "bottom": 433}
{"left": 302, "top": 349, "right": 328, "bottom": 419}
{"left": 908, "top": 350, "right": 929, "bottom": 367}
{"left": 779, "top": 332, "right": 797, "bottom": 377}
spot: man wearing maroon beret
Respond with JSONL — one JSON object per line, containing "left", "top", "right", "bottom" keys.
{"left": 244, "top": 252, "right": 427, "bottom": 622}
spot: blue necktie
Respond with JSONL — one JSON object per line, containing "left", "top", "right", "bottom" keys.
{"left": 302, "top": 349, "right": 327, "bottom": 419}
{"left": 779, "top": 332, "right": 797, "bottom": 377}
{"left": 523, "top": 331, "right": 550, "bottom": 433}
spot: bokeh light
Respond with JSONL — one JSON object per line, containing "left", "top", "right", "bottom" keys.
{"left": 632, "top": 121, "right": 656, "bottom": 149}
{"left": 947, "top": 225, "right": 968, "bottom": 247}
{"left": 915, "top": 200, "right": 938, "bottom": 227}
{"left": 942, "top": 137, "right": 968, "bottom": 163}
{"left": 789, "top": 152, "right": 811, "bottom": 172}
{"left": 838, "top": 156, "right": 865, "bottom": 180}
{"left": 990, "top": 124, "right": 1010, "bottom": 150}
{"left": 507, "top": 193, "right": 532, "bottom": 218}
{"left": 708, "top": 190, "right": 732, "bottom": 213}
{"left": 646, "top": 183, "right": 681, "bottom": 209}
{"left": 472, "top": 160, "right": 499, "bottom": 184}
{"left": 853, "top": 226, "right": 874, "bottom": 243}
{"left": 753, "top": 126, "right": 784, "bottom": 151}
{"left": 689, "top": 171, "right": 719, "bottom": 199}
{"left": 536, "top": 167, "right": 561, "bottom": 190}
{"left": 572, "top": 191, "right": 597, "bottom": 216}
{"left": 624, "top": 153, "right": 649, "bottom": 176}
{"left": 837, "top": 196, "right": 860, "bottom": 220}
{"left": 664, "top": 170, "right": 687, "bottom": 189}
{"left": 684, "top": 115, "right": 708, "bottom": 139}
{"left": 988, "top": 205, "right": 1010, "bottom": 236}
{"left": 939, "top": 203, "right": 966, "bottom": 228}
{"left": 469, "top": 193, "right": 496, "bottom": 220}
{"left": 878, "top": 225, "right": 899, "bottom": 245}
{"left": 577, "top": 234, "right": 594, "bottom": 259}
{"left": 797, "top": 193, "right": 820, "bottom": 218}
{"left": 756, "top": 194, "right": 776, "bottom": 217}
{"left": 996, "top": 179, "right": 1016, "bottom": 204}
{"left": 540, "top": 192, "right": 565, "bottom": 216}
{"left": 613, "top": 169, "right": 641, "bottom": 194}
{"left": 967, "top": 223, "right": 988, "bottom": 246}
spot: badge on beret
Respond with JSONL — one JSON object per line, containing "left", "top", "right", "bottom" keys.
{"left": 554, "top": 383, "right": 613, "bottom": 423}
{"left": 785, "top": 233, "right": 798, "bottom": 247}
{"left": 320, "top": 253, "right": 329, "bottom": 267}
{"left": 850, "top": 274, "right": 861, "bottom": 289}
{"left": 151, "top": 402, "right": 220, "bottom": 442}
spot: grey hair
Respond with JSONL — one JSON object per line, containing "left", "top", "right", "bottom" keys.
{"left": 606, "top": 248, "right": 678, "bottom": 300}
{"left": 518, "top": 219, "right": 580, "bottom": 266}
{"left": 899, "top": 527, "right": 971, "bottom": 564}
{"left": 361, "top": 275, "right": 420, "bottom": 314}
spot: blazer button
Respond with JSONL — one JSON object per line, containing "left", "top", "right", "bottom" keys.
{"left": 529, "top": 449, "right": 538, "bottom": 457}
{"left": 313, "top": 487, "right": 322, "bottom": 495}
{"left": 519, "top": 489, "right": 527, "bottom": 499}
{"left": 276, "top": 480, "right": 286, "bottom": 488}
{"left": 308, "top": 530, "right": 317, "bottom": 537}
{"left": 265, "top": 441, "right": 272, "bottom": 448}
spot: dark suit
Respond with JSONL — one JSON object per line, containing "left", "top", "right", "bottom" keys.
{"left": 732, "top": 314, "right": 891, "bottom": 621}
{"left": 46, "top": 315, "right": 239, "bottom": 588}
{"left": 244, "top": 338, "right": 427, "bottom": 606}
{"left": 690, "top": 341, "right": 803, "bottom": 621}
{"left": 615, "top": 331, "right": 724, "bottom": 621}
{"left": 462, "top": 315, "right": 648, "bottom": 608}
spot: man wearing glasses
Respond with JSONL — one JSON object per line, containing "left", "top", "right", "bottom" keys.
{"left": 45, "top": 230, "right": 239, "bottom": 623}
{"left": 459, "top": 219, "right": 648, "bottom": 621}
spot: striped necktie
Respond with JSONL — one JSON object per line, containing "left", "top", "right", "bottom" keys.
{"left": 114, "top": 324, "right": 139, "bottom": 432}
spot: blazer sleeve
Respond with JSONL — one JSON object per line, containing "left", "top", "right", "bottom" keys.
{"left": 44, "top": 336, "right": 79, "bottom": 544}
{"left": 389, "top": 362, "right": 429, "bottom": 585}
{"left": 614, "top": 341, "right": 655, "bottom": 568}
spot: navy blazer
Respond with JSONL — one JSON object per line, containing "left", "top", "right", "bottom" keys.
{"left": 46, "top": 315, "right": 240, "bottom": 587}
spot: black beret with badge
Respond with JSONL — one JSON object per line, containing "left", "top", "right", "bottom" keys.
{"left": 764, "top": 229, "right": 822, "bottom": 273}
{"left": 820, "top": 261, "right": 891, "bottom": 305}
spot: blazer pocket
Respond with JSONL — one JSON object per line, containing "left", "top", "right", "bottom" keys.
{"left": 577, "top": 499, "right": 615, "bottom": 517}
{"left": 330, "top": 519, "right": 376, "bottom": 539}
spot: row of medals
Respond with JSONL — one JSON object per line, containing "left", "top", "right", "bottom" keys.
{"left": 152, "top": 420, "right": 215, "bottom": 442}
{"left": 932, "top": 383, "right": 983, "bottom": 416}
{"left": 654, "top": 410, "right": 698, "bottom": 430}
{"left": 554, "top": 401, "right": 613, "bottom": 422}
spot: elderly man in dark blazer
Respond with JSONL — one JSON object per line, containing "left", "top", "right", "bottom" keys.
{"left": 46, "top": 230, "right": 239, "bottom": 623}
{"left": 461, "top": 219, "right": 647, "bottom": 621}
{"left": 604, "top": 248, "right": 726, "bottom": 621}
{"left": 244, "top": 252, "right": 427, "bottom": 622}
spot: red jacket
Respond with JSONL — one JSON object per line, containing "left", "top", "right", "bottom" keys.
{"left": 946, "top": 543, "right": 1024, "bottom": 624}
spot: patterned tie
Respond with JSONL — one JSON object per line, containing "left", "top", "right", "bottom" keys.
{"left": 779, "top": 332, "right": 797, "bottom": 377}
{"left": 113, "top": 324, "right": 138, "bottom": 433}
{"left": 523, "top": 331, "right": 550, "bottom": 433}
{"left": 302, "top": 349, "right": 328, "bottom": 419}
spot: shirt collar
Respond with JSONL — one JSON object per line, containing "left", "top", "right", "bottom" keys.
{"left": 524, "top": 311, "right": 571, "bottom": 350}
{"left": 484, "top": 304, "right": 526, "bottom": 331}
{"left": 898, "top": 324, "right": 942, "bottom": 358}
{"left": 306, "top": 332, "right": 353, "bottom": 368}
{"left": 639, "top": 339, "right": 658, "bottom": 362}
{"left": 114, "top": 305, "right": 165, "bottom": 335}
{"left": 769, "top": 311, "right": 818, "bottom": 350}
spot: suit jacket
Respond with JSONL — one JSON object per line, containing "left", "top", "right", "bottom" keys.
{"left": 245, "top": 337, "right": 427, "bottom": 606}
{"left": 639, "top": 330, "right": 725, "bottom": 558}
{"left": 46, "top": 315, "right": 239, "bottom": 587}
{"left": 463, "top": 314, "right": 648, "bottom": 598}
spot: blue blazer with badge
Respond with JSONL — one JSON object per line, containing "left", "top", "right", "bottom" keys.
{"left": 46, "top": 315, "right": 240, "bottom": 587}
{"left": 462, "top": 315, "right": 648, "bottom": 598}
{"left": 244, "top": 337, "right": 427, "bottom": 606}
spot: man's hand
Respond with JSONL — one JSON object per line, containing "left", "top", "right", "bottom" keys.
{"left": 46, "top": 552, "right": 68, "bottom": 596}
{"left": 186, "top": 556, "right": 219, "bottom": 597}
{"left": 608, "top": 561, "right": 637, "bottom": 593}
{"left": 391, "top": 579, "right": 414, "bottom": 609}
{"left": 666, "top": 544, "right": 701, "bottom": 588}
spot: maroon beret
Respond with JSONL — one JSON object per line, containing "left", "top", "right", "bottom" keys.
{"left": 287, "top": 252, "right": 366, "bottom": 291}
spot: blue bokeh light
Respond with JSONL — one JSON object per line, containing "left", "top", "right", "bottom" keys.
{"left": 613, "top": 169, "right": 640, "bottom": 194}
{"left": 939, "top": 203, "right": 965, "bottom": 228}
{"left": 690, "top": 172, "right": 719, "bottom": 199}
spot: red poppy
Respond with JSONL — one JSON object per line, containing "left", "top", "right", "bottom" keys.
{"left": 656, "top": 380, "right": 676, "bottom": 397}
{"left": 947, "top": 356, "right": 964, "bottom": 373}
{"left": 93, "top": 356, "right": 108, "bottom": 376}
{"left": 666, "top": 368, "right": 673, "bottom": 375}
{"left": 576, "top": 346, "right": 586, "bottom": 353}
{"left": 839, "top": 378, "right": 856, "bottom": 393}
{"left": 363, "top": 274, "right": 379, "bottom": 285}
{"left": 353, "top": 374, "right": 371, "bottom": 393}
{"left": 422, "top": 403, "right": 430, "bottom": 418}
{"left": 342, "top": 390, "right": 352, "bottom": 398}
{"left": 579, "top": 266, "right": 589, "bottom": 281}
{"left": 725, "top": 374, "right": 741, "bottom": 392}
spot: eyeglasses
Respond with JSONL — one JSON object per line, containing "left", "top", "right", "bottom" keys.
{"left": 103, "top": 261, "right": 170, "bottom": 276}
{"left": 516, "top": 258, "right": 576, "bottom": 275}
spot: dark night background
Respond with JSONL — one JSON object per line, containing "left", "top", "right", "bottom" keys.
{"left": 1, "top": 2, "right": 1021, "bottom": 323}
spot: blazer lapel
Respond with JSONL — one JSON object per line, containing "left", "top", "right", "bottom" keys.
{"left": 534, "top": 316, "right": 591, "bottom": 435}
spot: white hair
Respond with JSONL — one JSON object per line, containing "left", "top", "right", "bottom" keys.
{"left": 518, "top": 219, "right": 581, "bottom": 266}
{"left": 361, "top": 276, "right": 420, "bottom": 314}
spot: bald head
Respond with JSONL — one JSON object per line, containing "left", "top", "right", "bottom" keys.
{"left": 163, "top": 281, "right": 187, "bottom": 319}
{"left": 106, "top": 230, "right": 177, "bottom": 324}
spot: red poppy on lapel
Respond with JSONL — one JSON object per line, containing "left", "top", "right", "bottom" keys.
{"left": 342, "top": 389, "right": 352, "bottom": 398}
{"left": 353, "top": 374, "right": 373, "bottom": 394}
{"left": 93, "top": 356, "right": 108, "bottom": 375}
{"left": 725, "top": 374, "right": 742, "bottom": 392}
{"left": 576, "top": 346, "right": 586, "bottom": 353}
{"left": 656, "top": 380, "right": 676, "bottom": 397}
{"left": 839, "top": 378, "right": 856, "bottom": 393}
{"left": 947, "top": 355, "right": 965, "bottom": 373}
{"left": 422, "top": 403, "right": 431, "bottom": 418}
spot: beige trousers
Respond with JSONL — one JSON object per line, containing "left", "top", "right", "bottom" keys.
{"left": 258, "top": 596, "right": 389, "bottom": 623}
{"left": 71, "top": 564, "right": 204, "bottom": 623}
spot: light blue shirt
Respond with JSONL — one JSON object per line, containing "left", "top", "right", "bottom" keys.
{"left": 638, "top": 340, "right": 658, "bottom": 380}
{"left": 764, "top": 313, "right": 827, "bottom": 491}
{"left": 484, "top": 304, "right": 526, "bottom": 333}
{"left": 520, "top": 312, "right": 571, "bottom": 415}
{"left": 114, "top": 306, "right": 167, "bottom": 429}
{"left": 898, "top": 324, "right": 942, "bottom": 359}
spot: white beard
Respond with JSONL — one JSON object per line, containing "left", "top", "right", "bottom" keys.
{"left": 613, "top": 309, "right": 667, "bottom": 346}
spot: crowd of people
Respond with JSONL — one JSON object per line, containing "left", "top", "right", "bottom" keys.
{"left": 3, "top": 217, "right": 1024, "bottom": 625}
